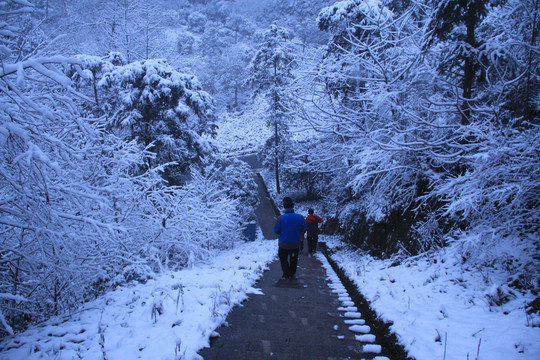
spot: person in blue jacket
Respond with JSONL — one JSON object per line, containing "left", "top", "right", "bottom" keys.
{"left": 274, "top": 197, "right": 307, "bottom": 279}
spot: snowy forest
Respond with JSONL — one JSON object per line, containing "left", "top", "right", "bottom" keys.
{"left": 0, "top": 0, "right": 538, "bottom": 353}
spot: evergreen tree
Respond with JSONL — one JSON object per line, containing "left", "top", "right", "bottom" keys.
{"left": 425, "top": 0, "right": 489, "bottom": 125}
{"left": 98, "top": 59, "right": 217, "bottom": 184}
{"left": 247, "top": 24, "right": 297, "bottom": 194}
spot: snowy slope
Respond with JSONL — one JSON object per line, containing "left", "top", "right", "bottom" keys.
{"left": 0, "top": 237, "right": 276, "bottom": 360}
{"left": 324, "top": 236, "right": 540, "bottom": 360}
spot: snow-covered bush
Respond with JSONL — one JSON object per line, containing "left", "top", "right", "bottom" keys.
{"left": 302, "top": 0, "right": 540, "bottom": 269}
{"left": 136, "top": 161, "right": 243, "bottom": 271}
{"left": 187, "top": 11, "right": 208, "bottom": 33}
{"left": 118, "top": 264, "right": 155, "bottom": 285}
{"left": 0, "top": 1, "right": 239, "bottom": 337}
{"left": 215, "top": 159, "right": 259, "bottom": 222}
{"left": 177, "top": 32, "right": 196, "bottom": 55}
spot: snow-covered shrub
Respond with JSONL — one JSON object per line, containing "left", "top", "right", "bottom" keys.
{"left": 187, "top": 11, "right": 208, "bottom": 33}
{"left": 177, "top": 32, "right": 196, "bottom": 54}
{"left": 119, "top": 264, "right": 155, "bottom": 285}
{"left": 0, "top": 2, "right": 232, "bottom": 336}
{"left": 485, "top": 285, "right": 517, "bottom": 307}
{"left": 140, "top": 163, "right": 243, "bottom": 270}
{"left": 182, "top": 163, "right": 242, "bottom": 251}
{"left": 215, "top": 159, "right": 259, "bottom": 222}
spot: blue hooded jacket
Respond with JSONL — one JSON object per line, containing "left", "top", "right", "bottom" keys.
{"left": 274, "top": 208, "right": 307, "bottom": 248}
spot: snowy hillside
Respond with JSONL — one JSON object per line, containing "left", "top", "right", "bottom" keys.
{"left": 1, "top": 1, "right": 538, "bottom": 359}
{"left": 324, "top": 236, "right": 540, "bottom": 360}
{"left": 0, "top": 238, "right": 276, "bottom": 360}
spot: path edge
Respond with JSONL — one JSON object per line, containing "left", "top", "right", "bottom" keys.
{"left": 320, "top": 242, "right": 415, "bottom": 360}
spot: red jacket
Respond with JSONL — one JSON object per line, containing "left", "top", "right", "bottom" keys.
{"left": 305, "top": 214, "right": 323, "bottom": 236}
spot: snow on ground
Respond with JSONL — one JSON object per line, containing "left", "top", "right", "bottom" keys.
{"left": 210, "top": 99, "right": 318, "bottom": 158}
{"left": 0, "top": 236, "right": 276, "bottom": 360}
{"left": 317, "top": 253, "right": 389, "bottom": 360}
{"left": 323, "top": 235, "right": 540, "bottom": 360}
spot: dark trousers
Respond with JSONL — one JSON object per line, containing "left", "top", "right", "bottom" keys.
{"left": 278, "top": 247, "right": 299, "bottom": 278}
{"left": 307, "top": 235, "right": 318, "bottom": 253}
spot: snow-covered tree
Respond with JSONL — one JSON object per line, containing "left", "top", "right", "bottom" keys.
{"left": 248, "top": 24, "right": 297, "bottom": 194}
{"left": 0, "top": 0, "right": 244, "bottom": 336}
{"left": 187, "top": 11, "right": 208, "bottom": 33}
{"left": 425, "top": 0, "right": 489, "bottom": 125}
{"left": 304, "top": 0, "right": 540, "bottom": 265}
{"left": 280, "top": 140, "right": 327, "bottom": 200}
{"left": 99, "top": 58, "right": 217, "bottom": 184}
{"left": 218, "top": 43, "right": 253, "bottom": 108}
{"left": 310, "top": 0, "right": 430, "bottom": 243}
{"left": 261, "top": 0, "right": 330, "bottom": 49}
{"left": 0, "top": 1, "right": 166, "bottom": 333}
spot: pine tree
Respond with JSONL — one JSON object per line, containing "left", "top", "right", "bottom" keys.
{"left": 425, "top": 0, "right": 489, "bottom": 125}
{"left": 247, "top": 24, "right": 297, "bottom": 194}
{"left": 98, "top": 58, "right": 217, "bottom": 184}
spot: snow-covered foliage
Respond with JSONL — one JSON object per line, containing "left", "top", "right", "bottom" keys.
{"left": 288, "top": 0, "right": 540, "bottom": 272}
{"left": 248, "top": 24, "right": 296, "bottom": 92}
{"left": 214, "top": 159, "right": 259, "bottom": 221}
{"left": 128, "top": 163, "right": 244, "bottom": 272}
{"left": 180, "top": 163, "right": 242, "bottom": 251}
{"left": 0, "top": 3, "right": 146, "bottom": 329}
{"left": 0, "top": 1, "right": 247, "bottom": 337}
{"left": 248, "top": 24, "right": 299, "bottom": 193}
{"left": 210, "top": 98, "right": 272, "bottom": 156}
{"left": 317, "top": 0, "right": 393, "bottom": 33}
{"left": 67, "top": 52, "right": 218, "bottom": 184}
{"left": 98, "top": 57, "right": 217, "bottom": 183}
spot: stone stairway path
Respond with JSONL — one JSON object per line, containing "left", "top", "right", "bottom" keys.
{"left": 203, "top": 154, "right": 392, "bottom": 359}
{"left": 197, "top": 251, "right": 389, "bottom": 360}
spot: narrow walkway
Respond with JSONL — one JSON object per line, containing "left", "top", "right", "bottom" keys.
{"left": 239, "top": 153, "right": 278, "bottom": 239}
{"left": 198, "top": 251, "right": 385, "bottom": 360}
{"left": 253, "top": 173, "right": 279, "bottom": 239}
{"left": 202, "top": 155, "right": 389, "bottom": 359}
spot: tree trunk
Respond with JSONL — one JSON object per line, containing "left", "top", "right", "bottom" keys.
{"left": 525, "top": 0, "right": 539, "bottom": 123}
{"left": 274, "top": 121, "right": 280, "bottom": 194}
{"left": 92, "top": 74, "right": 100, "bottom": 107}
{"left": 461, "top": 1, "right": 479, "bottom": 126}
{"left": 273, "top": 60, "right": 280, "bottom": 194}
{"left": 145, "top": 21, "right": 150, "bottom": 59}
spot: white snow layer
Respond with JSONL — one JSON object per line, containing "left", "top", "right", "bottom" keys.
{"left": 324, "top": 236, "right": 540, "bottom": 360}
{"left": 0, "top": 238, "right": 276, "bottom": 360}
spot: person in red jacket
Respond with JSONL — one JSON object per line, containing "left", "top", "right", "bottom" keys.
{"left": 305, "top": 209, "right": 323, "bottom": 255}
